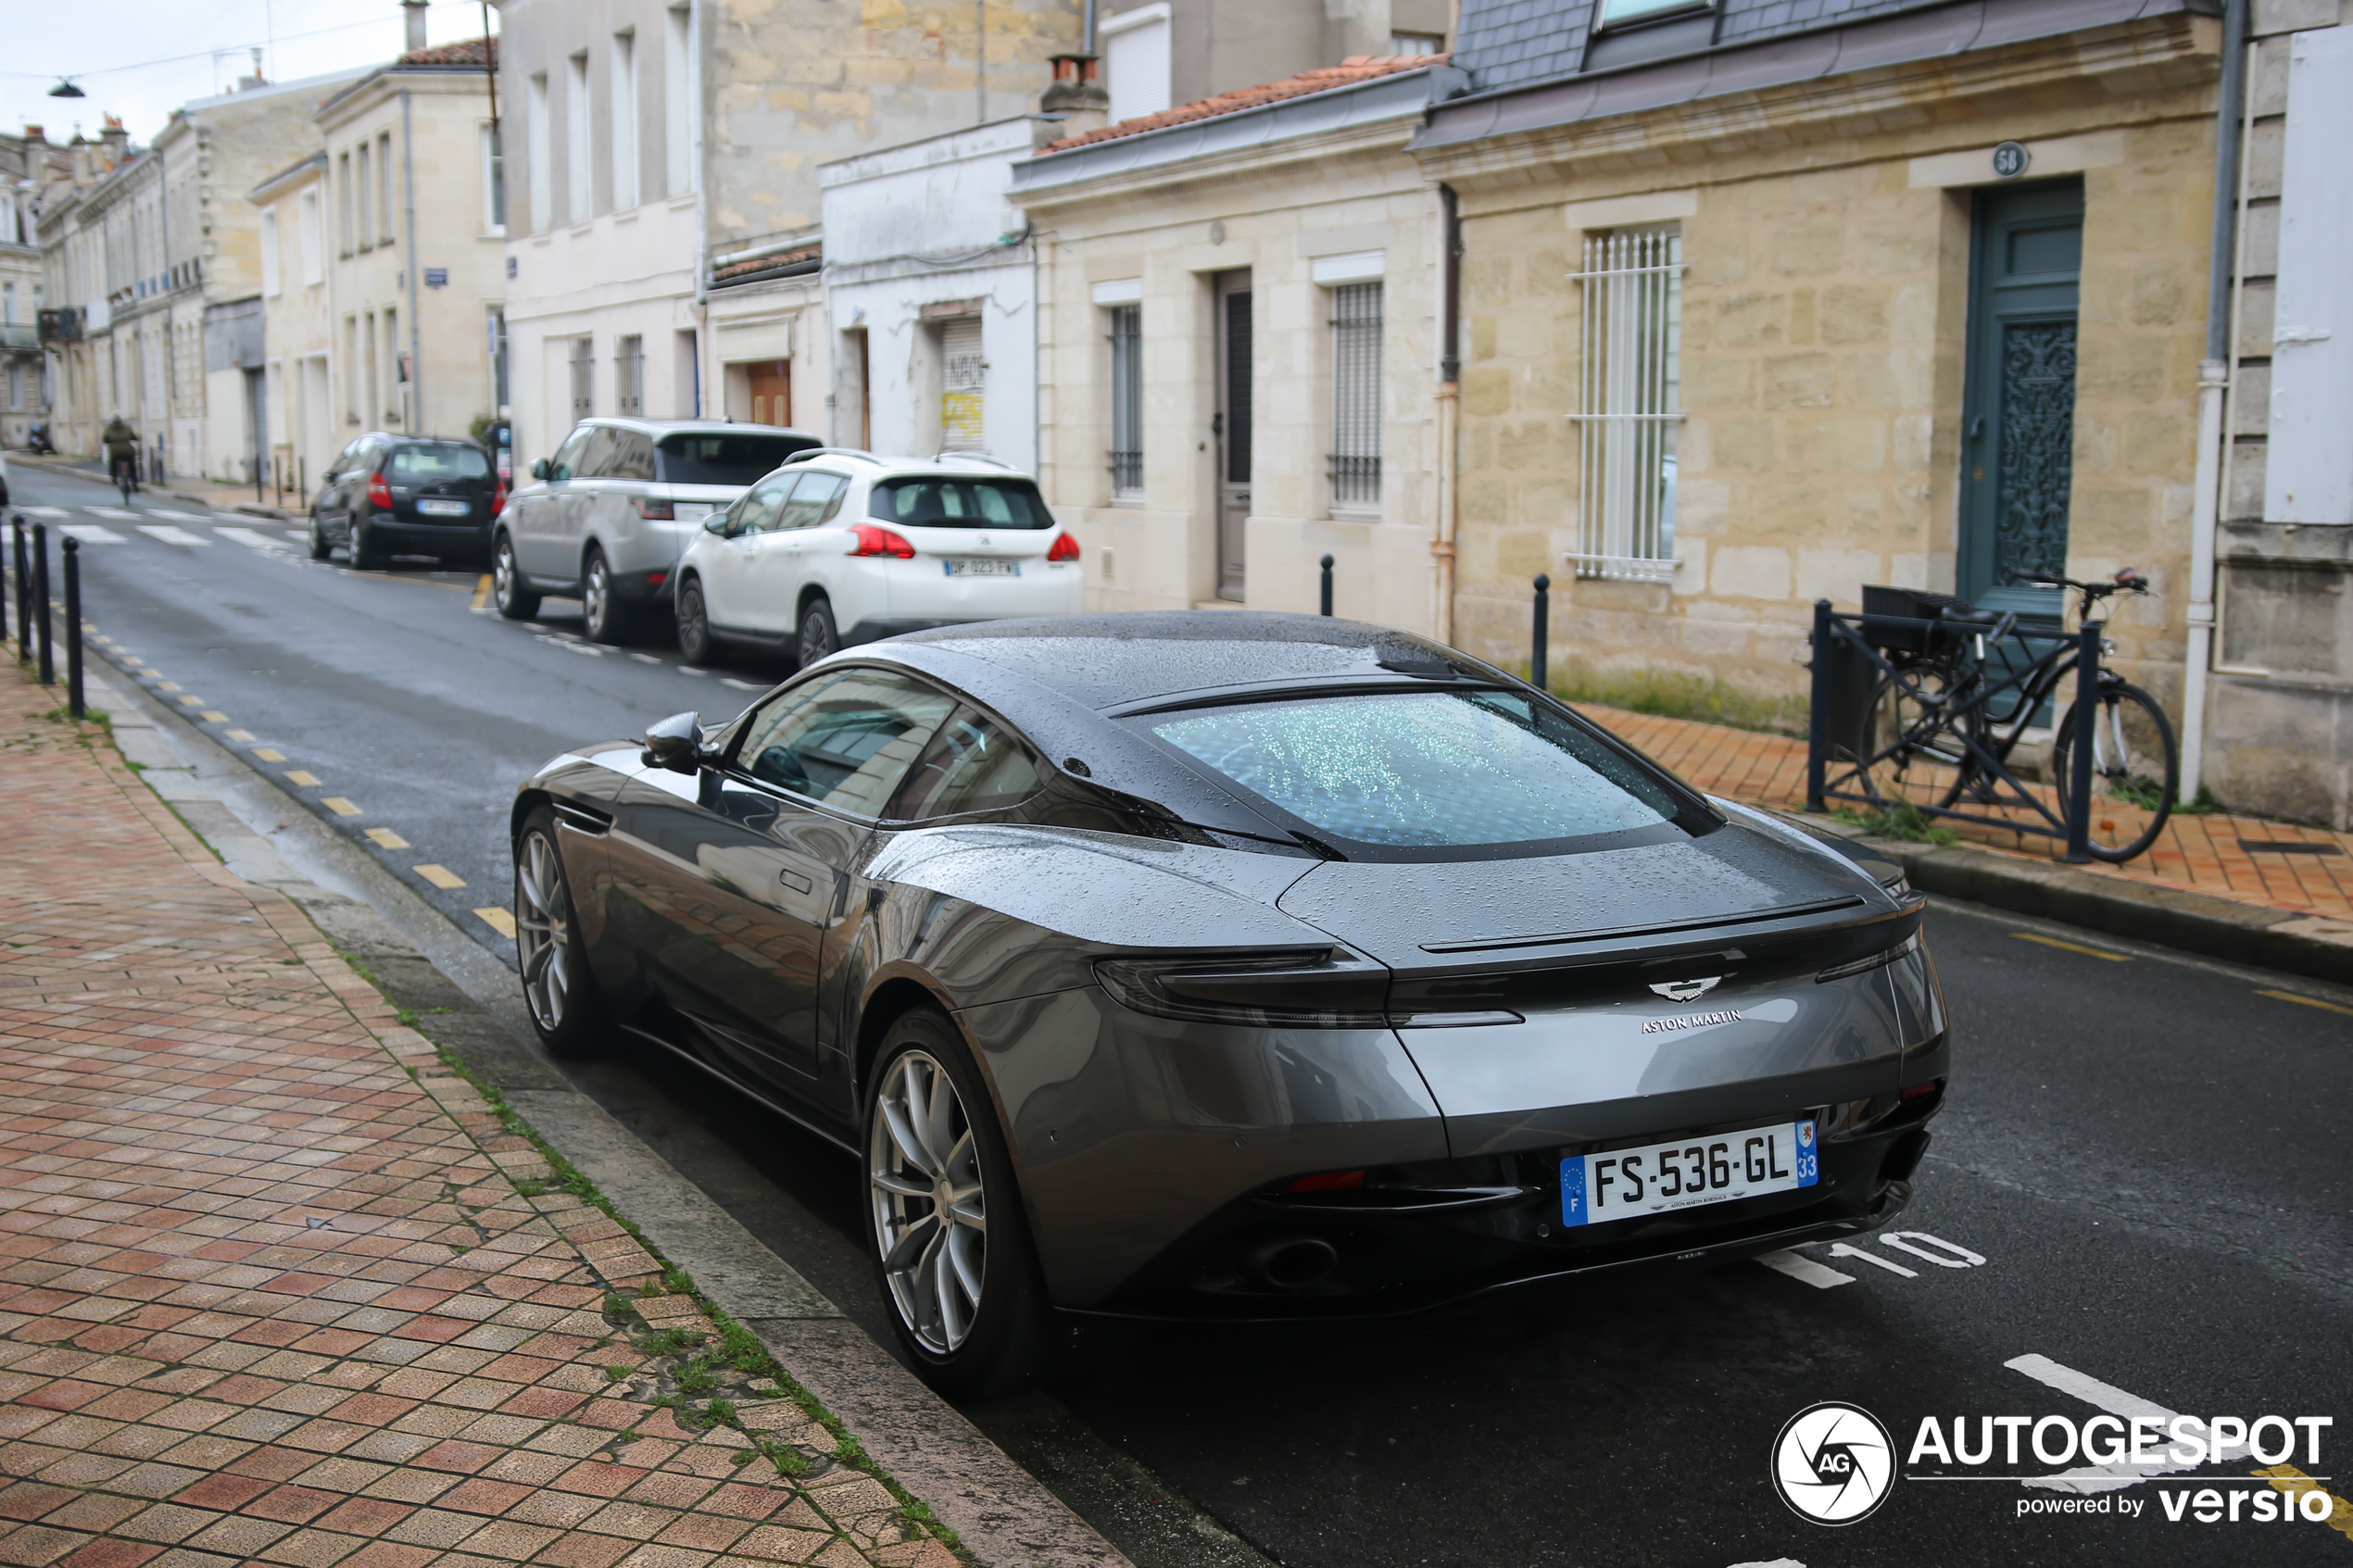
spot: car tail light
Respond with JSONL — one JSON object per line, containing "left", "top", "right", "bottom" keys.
{"left": 491, "top": 477, "right": 508, "bottom": 516}
{"left": 1047, "top": 532, "right": 1081, "bottom": 562}
{"left": 645, "top": 571, "right": 668, "bottom": 589}
{"left": 635, "top": 497, "right": 674, "bottom": 520}
{"left": 1286, "top": 1170, "right": 1365, "bottom": 1193}
{"left": 1900, "top": 1077, "right": 1944, "bottom": 1101}
{"left": 367, "top": 470, "right": 393, "bottom": 509}
{"left": 1091, "top": 949, "right": 1389, "bottom": 1027}
{"left": 849, "top": 523, "right": 916, "bottom": 559}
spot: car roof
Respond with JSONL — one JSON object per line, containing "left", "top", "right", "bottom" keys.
{"left": 781, "top": 450, "right": 1038, "bottom": 484}
{"left": 882, "top": 611, "right": 1491, "bottom": 713}
{"left": 585, "top": 418, "right": 820, "bottom": 440}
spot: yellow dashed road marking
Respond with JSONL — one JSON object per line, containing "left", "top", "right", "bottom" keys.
{"left": 176, "top": 695, "right": 203, "bottom": 708}
{"left": 365, "top": 828, "right": 410, "bottom": 849}
{"left": 321, "top": 797, "right": 361, "bottom": 817}
{"left": 475, "top": 906, "right": 517, "bottom": 938}
{"left": 283, "top": 770, "right": 321, "bottom": 786}
{"left": 472, "top": 574, "right": 492, "bottom": 610}
{"left": 198, "top": 711, "right": 228, "bottom": 723}
{"left": 224, "top": 728, "right": 255, "bottom": 743}
{"left": 413, "top": 864, "right": 466, "bottom": 889}
{"left": 156, "top": 682, "right": 180, "bottom": 691}
{"left": 253, "top": 748, "right": 285, "bottom": 762}
{"left": 2011, "top": 932, "right": 2131, "bottom": 962}
{"left": 2255, "top": 1464, "right": 2353, "bottom": 1540}
{"left": 2257, "top": 987, "right": 2353, "bottom": 1019}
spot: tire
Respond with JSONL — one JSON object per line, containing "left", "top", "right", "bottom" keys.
{"left": 583, "top": 548, "right": 633, "bottom": 645}
{"left": 865, "top": 1010, "right": 1056, "bottom": 1397}
{"left": 351, "top": 519, "right": 389, "bottom": 571}
{"left": 798, "top": 596, "right": 840, "bottom": 669}
{"left": 675, "top": 577, "right": 721, "bottom": 666}
{"left": 494, "top": 533, "right": 540, "bottom": 621}
{"left": 308, "top": 516, "right": 333, "bottom": 561}
{"left": 1856, "top": 667, "right": 1978, "bottom": 810}
{"left": 512, "top": 807, "right": 611, "bottom": 1060}
{"left": 2051, "top": 681, "right": 2176, "bottom": 862}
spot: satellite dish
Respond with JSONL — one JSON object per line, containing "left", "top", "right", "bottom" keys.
{"left": 48, "top": 79, "right": 87, "bottom": 99}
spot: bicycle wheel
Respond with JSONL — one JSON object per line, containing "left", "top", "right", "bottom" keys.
{"left": 2051, "top": 682, "right": 2176, "bottom": 862}
{"left": 1856, "top": 667, "right": 1978, "bottom": 809}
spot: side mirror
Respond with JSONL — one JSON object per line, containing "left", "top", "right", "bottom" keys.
{"left": 642, "top": 710, "right": 708, "bottom": 774}
{"left": 705, "top": 509, "right": 733, "bottom": 535}
{"left": 531, "top": 458, "right": 549, "bottom": 481}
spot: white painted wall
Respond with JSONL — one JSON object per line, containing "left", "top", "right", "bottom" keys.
{"left": 819, "top": 119, "right": 1045, "bottom": 471}
{"left": 2267, "top": 24, "right": 2353, "bottom": 526}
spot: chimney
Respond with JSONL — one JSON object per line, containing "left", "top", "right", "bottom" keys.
{"left": 1041, "top": 55, "right": 1109, "bottom": 136}
{"left": 402, "top": 0, "right": 430, "bottom": 55}
{"left": 21, "top": 126, "right": 41, "bottom": 146}
{"left": 98, "top": 116, "right": 129, "bottom": 166}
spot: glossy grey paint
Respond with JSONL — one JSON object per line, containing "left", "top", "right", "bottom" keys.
{"left": 512, "top": 614, "right": 1947, "bottom": 1313}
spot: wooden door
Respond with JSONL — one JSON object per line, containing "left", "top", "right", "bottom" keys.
{"left": 749, "top": 359, "right": 790, "bottom": 428}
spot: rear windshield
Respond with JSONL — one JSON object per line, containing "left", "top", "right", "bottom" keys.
{"left": 1145, "top": 690, "right": 1682, "bottom": 852}
{"left": 656, "top": 433, "right": 819, "bottom": 486}
{"left": 869, "top": 476, "right": 1054, "bottom": 531}
{"left": 388, "top": 445, "right": 491, "bottom": 481}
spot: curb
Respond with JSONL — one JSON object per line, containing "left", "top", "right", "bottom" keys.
{"left": 69, "top": 665, "right": 1137, "bottom": 1568}
{"left": 1786, "top": 809, "right": 2353, "bottom": 984}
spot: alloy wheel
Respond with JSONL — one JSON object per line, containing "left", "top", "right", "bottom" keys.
{"left": 868, "top": 1049, "right": 988, "bottom": 1355}
{"left": 585, "top": 555, "right": 610, "bottom": 636}
{"left": 513, "top": 830, "right": 573, "bottom": 1032}
{"left": 496, "top": 543, "right": 518, "bottom": 603}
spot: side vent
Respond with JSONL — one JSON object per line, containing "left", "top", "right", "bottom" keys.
{"left": 551, "top": 799, "right": 613, "bottom": 835}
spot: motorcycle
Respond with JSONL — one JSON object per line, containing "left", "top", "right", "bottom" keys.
{"left": 26, "top": 423, "right": 55, "bottom": 456}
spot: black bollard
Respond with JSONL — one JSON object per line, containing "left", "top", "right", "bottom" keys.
{"left": 11, "top": 520, "right": 27, "bottom": 663}
{"left": 62, "top": 537, "right": 83, "bottom": 720}
{"left": 2062, "top": 620, "right": 2102, "bottom": 865}
{"left": 32, "top": 521, "right": 53, "bottom": 686}
{"left": 1531, "top": 572, "right": 1552, "bottom": 693}
{"left": 1319, "top": 554, "right": 1334, "bottom": 617}
{"left": 0, "top": 514, "right": 9, "bottom": 649}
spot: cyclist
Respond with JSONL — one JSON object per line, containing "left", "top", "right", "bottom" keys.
{"left": 101, "top": 413, "right": 141, "bottom": 498}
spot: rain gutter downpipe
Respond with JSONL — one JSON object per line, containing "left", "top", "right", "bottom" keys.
{"left": 402, "top": 89, "right": 424, "bottom": 433}
{"left": 2184, "top": 0, "right": 2247, "bottom": 802}
{"left": 1433, "top": 182, "right": 1461, "bottom": 647}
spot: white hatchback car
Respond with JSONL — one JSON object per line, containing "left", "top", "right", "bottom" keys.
{"left": 672, "top": 451, "right": 1084, "bottom": 668}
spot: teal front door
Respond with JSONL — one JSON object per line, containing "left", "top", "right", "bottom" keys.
{"left": 1957, "top": 180, "right": 2083, "bottom": 621}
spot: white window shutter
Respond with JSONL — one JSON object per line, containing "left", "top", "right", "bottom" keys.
{"left": 1106, "top": 16, "right": 1171, "bottom": 125}
{"left": 2267, "top": 27, "right": 2353, "bottom": 526}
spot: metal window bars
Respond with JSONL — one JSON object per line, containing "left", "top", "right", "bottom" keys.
{"left": 614, "top": 336, "right": 644, "bottom": 416}
{"left": 1328, "top": 282, "right": 1382, "bottom": 508}
{"left": 1568, "top": 228, "right": 1683, "bottom": 583}
{"left": 1107, "top": 304, "right": 1142, "bottom": 495}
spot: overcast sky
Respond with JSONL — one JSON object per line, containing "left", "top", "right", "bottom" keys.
{"left": 5, "top": 0, "right": 498, "bottom": 151}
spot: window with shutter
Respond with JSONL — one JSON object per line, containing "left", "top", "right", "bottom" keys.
{"left": 1329, "top": 282, "right": 1382, "bottom": 510}
{"left": 940, "top": 317, "right": 985, "bottom": 452}
{"left": 1569, "top": 225, "right": 1682, "bottom": 582}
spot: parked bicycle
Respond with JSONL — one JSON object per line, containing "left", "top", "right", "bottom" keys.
{"left": 1855, "top": 569, "right": 2179, "bottom": 862}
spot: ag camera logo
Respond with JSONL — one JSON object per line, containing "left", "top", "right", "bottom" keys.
{"left": 1773, "top": 1402, "right": 1895, "bottom": 1524}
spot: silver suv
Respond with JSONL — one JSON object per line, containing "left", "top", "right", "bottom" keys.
{"left": 493, "top": 418, "right": 819, "bottom": 641}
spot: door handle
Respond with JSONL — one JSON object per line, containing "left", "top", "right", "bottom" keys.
{"left": 777, "top": 867, "right": 813, "bottom": 895}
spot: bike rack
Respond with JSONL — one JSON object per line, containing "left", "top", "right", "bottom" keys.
{"left": 1804, "top": 599, "right": 2108, "bottom": 864}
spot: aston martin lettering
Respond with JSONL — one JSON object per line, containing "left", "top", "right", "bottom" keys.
{"left": 1642, "top": 1008, "right": 1744, "bottom": 1035}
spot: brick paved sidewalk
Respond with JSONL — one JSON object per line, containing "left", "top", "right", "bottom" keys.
{"left": 1586, "top": 703, "right": 2353, "bottom": 923}
{"left": 0, "top": 677, "right": 950, "bottom": 1568}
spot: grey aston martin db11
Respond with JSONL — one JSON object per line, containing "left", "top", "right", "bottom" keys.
{"left": 510, "top": 613, "right": 1947, "bottom": 1392}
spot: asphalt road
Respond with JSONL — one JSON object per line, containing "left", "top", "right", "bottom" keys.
{"left": 13, "top": 462, "right": 2352, "bottom": 1568}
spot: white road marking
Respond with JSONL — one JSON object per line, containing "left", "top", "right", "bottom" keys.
{"left": 719, "top": 677, "right": 764, "bottom": 691}
{"left": 17, "top": 506, "right": 69, "bottom": 518}
{"left": 2006, "top": 1354, "right": 2252, "bottom": 1493}
{"left": 85, "top": 507, "right": 140, "bottom": 520}
{"left": 1881, "top": 1232, "right": 1986, "bottom": 1269}
{"left": 55, "top": 524, "right": 127, "bottom": 545}
{"left": 1824, "top": 1242, "right": 1916, "bottom": 1278}
{"left": 137, "top": 524, "right": 212, "bottom": 546}
{"left": 215, "top": 526, "right": 294, "bottom": 553}
{"left": 282, "top": 530, "right": 309, "bottom": 544}
{"left": 535, "top": 633, "right": 604, "bottom": 657}
{"left": 1727, "top": 1560, "right": 1806, "bottom": 1568}
{"left": 629, "top": 652, "right": 663, "bottom": 664}
{"left": 142, "top": 508, "right": 208, "bottom": 521}
{"left": 680, "top": 666, "right": 712, "bottom": 677}
{"left": 1757, "top": 1249, "right": 1853, "bottom": 1289}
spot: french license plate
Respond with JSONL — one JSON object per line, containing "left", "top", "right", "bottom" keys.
{"left": 1559, "top": 1120, "right": 1818, "bottom": 1226}
{"left": 673, "top": 503, "right": 714, "bottom": 524}
{"left": 944, "top": 558, "right": 1019, "bottom": 577}
{"left": 417, "top": 498, "right": 469, "bottom": 517}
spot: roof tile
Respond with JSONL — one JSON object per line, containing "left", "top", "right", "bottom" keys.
{"left": 1038, "top": 54, "right": 1446, "bottom": 154}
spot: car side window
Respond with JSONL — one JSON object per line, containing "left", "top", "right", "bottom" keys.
{"left": 610, "top": 431, "right": 656, "bottom": 482}
{"left": 547, "top": 427, "right": 596, "bottom": 482}
{"left": 885, "top": 708, "right": 1045, "bottom": 821}
{"left": 774, "top": 472, "right": 847, "bottom": 530}
{"left": 328, "top": 438, "right": 366, "bottom": 478}
{"left": 574, "top": 428, "right": 623, "bottom": 479}
{"left": 735, "top": 472, "right": 798, "bottom": 534}
{"left": 732, "top": 669, "right": 958, "bottom": 817}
